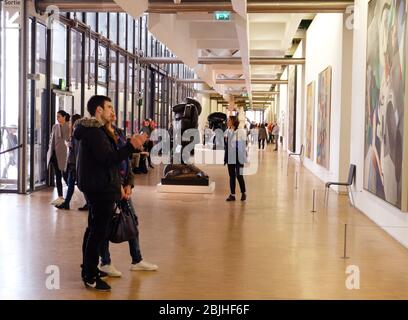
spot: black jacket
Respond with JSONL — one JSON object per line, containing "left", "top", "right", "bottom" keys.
{"left": 74, "top": 118, "right": 136, "bottom": 201}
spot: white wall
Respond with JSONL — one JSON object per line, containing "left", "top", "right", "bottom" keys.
{"left": 302, "top": 13, "right": 351, "bottom": 184}
{"left": 294, "top": 41, "right": 305, "bottom": 155}
{"left": 279, "top": 68, "right": 288, "bottom": 151}
{"left": 350, "top": 0, "right": 408, "bottom": 248}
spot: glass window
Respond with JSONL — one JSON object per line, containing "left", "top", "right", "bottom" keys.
{"left": 98, "top": 13, "right": 108, "bottom": 37}
{"left": 128, "top": 17, "right": 134, "bottom": 53}
{"left": 52, "top": 22, "right": 67, "bottom": 85}
{"left": 134, "top": 18, "right": 139, "bottom": 52}
{"left": 89, "top": 38, "right": 96, "bottom": 87}
{"left": 36, "top": 24, "right": 47, "bottom": 75}
{"left": 97, "top": 86, "right": 107, "bottom": 95}
{"left": 109, "top": 13, "right": 118, "bottom": 44}
{"left": 109, "top": 50, "right": 117, "bottom": 108}
{"left": 86, "top": 12, "right": 96, "bottom": 31}
{"left": 0, "top": 6, "right": 21, "bottom": 189}
{"left": 98, "top": 45, "right": 108, "bottom": 65}
{"left": 98, "top": 66, "right": 107, "bottom": 84}
{"left": 141, "top": 16, "right": 146, "bottom": 54}
{"left": 117, "top": 54, "right": 126, "bottom": 130}
{"left": 77, "top": 12, "right": 84, "bottom": 22}
{"left": 71, "top": 30, "right": 83, "bottom": 116}
{"left": 127, "top": 61, "right": 134, "bottom": 133}
{"left": 147, "top": 32, "right": 153, "bottom": 57}
{"left": 119, "top": 13, "right": 127, "bottom": 49}
{"left": 139, "top": 67, "right": 146, "bottom": 128}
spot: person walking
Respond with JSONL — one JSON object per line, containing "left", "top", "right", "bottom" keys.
{"left": 74, "top": 95, "right": 147, "bottom": 292}
{"left": 267, "top": 122, "right": 273, "bottom": 144}
{"left": 47, "top": 110, "right": 70, "bottom": 205}
{"left": 140, "top": 119, "right": 154, "bottom": 169}
{"left": 272, "top": 122, "right": 280, "bottom": 151}
{"left": 99, "top": 112, "right": 158, "bottom": 277}
{"left": 55, "top": 114, "right": 81, "bottom": 210}
{"left": 1, "top": 125, "right": 18, "bottom": 178}
{"left": 258, "top": 124, "right": 267, "bottom": 150}
{"left": 224, "top": 116, "right": 247, "bottom": 202}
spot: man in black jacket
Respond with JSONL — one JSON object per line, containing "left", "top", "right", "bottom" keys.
{"left": 74, "top": 95, "right": 147, "bottom": 292}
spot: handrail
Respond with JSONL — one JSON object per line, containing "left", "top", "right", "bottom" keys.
{"left": 0, "top": 144, "right": 23, "bottom": 156}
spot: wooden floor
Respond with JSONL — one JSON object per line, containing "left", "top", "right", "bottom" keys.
{"left": 1, "top": 145, "right": 408, "bottom": 300}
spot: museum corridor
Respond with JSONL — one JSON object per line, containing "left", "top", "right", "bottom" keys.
{"left": 1, "top": 147, "right": 408, "bottom": 300}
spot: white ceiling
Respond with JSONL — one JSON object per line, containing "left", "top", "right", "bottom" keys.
{"left": 114, "top": 0, "right": 314, "bottom": 108}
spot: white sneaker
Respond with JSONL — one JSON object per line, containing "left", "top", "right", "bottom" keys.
{"left": 51, "top": 197, "right": 64, "bottom": 205}
{"left": 98, "top": 264, "right": 122, "bottom": 277}
{"left": 130, "top": 260, "right": 158, "bottom": 271}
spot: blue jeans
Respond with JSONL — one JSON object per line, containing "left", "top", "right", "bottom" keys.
{"left": 100, "top": 200, "right": 142, "bottom": 265}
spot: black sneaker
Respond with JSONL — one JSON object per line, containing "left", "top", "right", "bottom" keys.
{"left": 80, "top": 264, "right": 108, "bottom": 280}
{"left": 226, "top": 195, "right": 236, "bottom": 201}
{"left": 98, "top": 270, "right": 108, "bottom": 279}
{"left": 78, "top": 204, "right": 88, "bottom": 211}
{"left": 241, "top": 193, "right": 247, "bottom": 201}
{"left": 83, "top": 277, "right": 111, "bottom": 292}
{"left": 55, "top": 202, "right": 70, "bottom": 210}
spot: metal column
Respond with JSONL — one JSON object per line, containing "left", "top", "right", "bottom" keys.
{"left": 18, "top": 0, "right": 28, "bottom": 194}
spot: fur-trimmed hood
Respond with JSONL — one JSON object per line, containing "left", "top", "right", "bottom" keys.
{"left": 73, "top": 117, "right": 104, "bottom": 141}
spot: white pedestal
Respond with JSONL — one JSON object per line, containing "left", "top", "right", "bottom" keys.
{"left": 157, "top": 181, "right": 215, "bottom": 194}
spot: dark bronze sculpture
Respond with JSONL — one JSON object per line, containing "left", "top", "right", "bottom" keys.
{"left": 207, "top": 112, "right": 227, "bottom": 150}
{"left": 208, "top": 112, "right": 227, "bottom": 132}
{"left": 162, "top": 97, "right": 209, "bottom": 186}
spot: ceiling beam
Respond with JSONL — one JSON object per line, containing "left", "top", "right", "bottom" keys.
{"left": 216, "top": 78, "right": 288, "bottom": 84}
{"left": 36, "top": 0, "right": 353, "bottom": 14}
{"left": 139, "top": 56, "right": 305, "bottom": 65}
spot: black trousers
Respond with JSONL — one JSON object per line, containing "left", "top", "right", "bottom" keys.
{"left": 258, "top": 139, "right": 265, "bottom": 149}
{"left": 227, "top": 164, "right": 246, "bottom": 195}
{"left": 51, "top": 155, "right": 68, "bottom": 197}
{"left": 82, "top": 198, "right": 115, "bottom": 281}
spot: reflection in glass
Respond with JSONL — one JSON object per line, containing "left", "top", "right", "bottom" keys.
{"left": 52, "top": 22, "right": 67, "bottom": 85}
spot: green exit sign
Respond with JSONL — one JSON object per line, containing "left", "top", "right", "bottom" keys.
{"left": 214, "top": 11, "right": 231, "bottom": 21}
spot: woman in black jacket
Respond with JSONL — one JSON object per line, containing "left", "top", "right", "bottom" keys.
{"left": 224, "top": 116, "right": 247, "bottom": 201}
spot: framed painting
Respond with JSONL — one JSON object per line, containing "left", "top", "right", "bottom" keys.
{"left": 316, "top": 66, "right": 332, "bottom": 169}
{"left": 287, "top": 65, "right": 297, "bottom": 152}
{"left": 305, "top": 81, "right": 315, "bottom": 160}
{"left": 364, "top": 0, "right": 407, "bottom": 209}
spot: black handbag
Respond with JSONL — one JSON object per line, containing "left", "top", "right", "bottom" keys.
{"left": 109, "top": 200, "right": 138, "bottom": 243}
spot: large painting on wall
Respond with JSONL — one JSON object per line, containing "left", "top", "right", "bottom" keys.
{"left": 287, "top": 65, "right": 297, "bottom": 152}
{"left": 305, "top": 81, "right": 315, "bottom": 160}
{"left": 364, "top": 0, "right": 406, "bottom": 209}
{"left": 316, "top": 67, "right": 332, "bottom": 169}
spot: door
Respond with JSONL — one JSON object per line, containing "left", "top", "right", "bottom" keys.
{"left": 28, "top": 21, "right": 48, "bottom": 190}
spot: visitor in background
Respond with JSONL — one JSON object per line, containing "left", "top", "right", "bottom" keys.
{"left": 47, "top": 110, "right": 70, "bottom": 206}
{"left": 55, "top": 114, "right": 81, "bottom": 210}
{"left": 267, "top": 122, "right": 273, "bottom": 144}
{"left": 1, "top": 125, "right": 18, "bottom": 179}
{"left": 224, "top": 116, "right": 247, "bottom": 202}
{"left": 272, "top": 122, "right": 280, "bottom": 151}
{"left": 258, "top": 123, "right": 267, "bottom": 150}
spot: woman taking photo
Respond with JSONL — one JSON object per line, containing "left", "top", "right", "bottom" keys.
{"left": 224, "top": 115, "right": 247, "bottom": 202}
